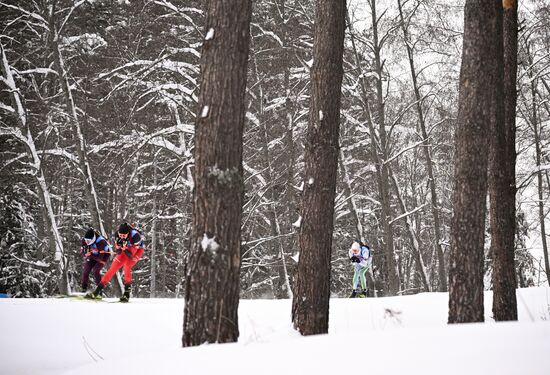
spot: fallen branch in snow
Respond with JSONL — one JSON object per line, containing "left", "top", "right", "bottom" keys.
{"left": 384, "top": 308, "right": 403, "bottom": 325}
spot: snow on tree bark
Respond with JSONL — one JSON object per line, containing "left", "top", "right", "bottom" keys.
{"left": 182, "top": 0, "right": 252, "bottom": 346}
{"left": 291, "top": 0, "right": 346, "bottom": 336}
{"left": 0, "top": 43, "right": 69, "bottom": 294}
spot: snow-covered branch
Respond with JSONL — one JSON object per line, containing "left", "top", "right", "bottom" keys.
{"left": 58, "top": 0, "right": 86, "bottom": 34}
{"left": 0, "top": 43, "right": 27, "bottom": 127}
{"left": 0, "top": 101, "right": 15, "bottom": 113}
{"left": 14, "top": 67, "right": 57, "bottom": 76}
{"left": 10, "top": 253, "right": 50, "bottom": 268}
{"left": 88, "top": 123, "right": 194, "bottom": 157}
{"left": 384, "top": 140, "right": 425, "bottom": 165}
{"left": 389, "top": 203, "right": 428, "bottom": 225}
{"left": 0, "top": 2, "right": 48, "bottom": 29}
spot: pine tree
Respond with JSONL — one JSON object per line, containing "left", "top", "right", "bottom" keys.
{"left": 291, "top": 0, "right": 346, "bottom": 335}
{"left": 182, "top": 0, "right": 252, "bottom": 346}
{"left": 491, "top": 0, "right": 518, "bottom": 322}
{"left": 448, "top": 0, "right": 501, "bottom": 324}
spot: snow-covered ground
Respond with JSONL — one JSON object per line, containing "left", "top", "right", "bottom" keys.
{"left": 1, "top": 287, "right": 549, "bottom": 375}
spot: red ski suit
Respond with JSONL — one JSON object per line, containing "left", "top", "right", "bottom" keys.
{"left": 100, "top": 230, "right": 144, "bottom": 286}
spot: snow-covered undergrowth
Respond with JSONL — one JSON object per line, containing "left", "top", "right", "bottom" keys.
{"left": 1, "top": 287, "right": 549, "bottom": 375}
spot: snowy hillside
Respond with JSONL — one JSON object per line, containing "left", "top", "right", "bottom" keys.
{"left": 1, "top": 287, "right": 549, "bottom": 375}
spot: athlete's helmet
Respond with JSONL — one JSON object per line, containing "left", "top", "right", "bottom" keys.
{"left": 84, "top": 228, "right": 96, "bottom": 246}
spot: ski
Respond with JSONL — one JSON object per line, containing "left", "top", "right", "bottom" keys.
{"left": 54, "top": 293, "right": 130, "bottom": 303}
{"left": 55, "top": 294, "right": 120, "bottom": 302}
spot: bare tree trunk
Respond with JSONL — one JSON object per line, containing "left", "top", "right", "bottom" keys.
{"left": 346, "top": 7, "right": 399, "bottom": 295}
{"left": 182, "top": 0, "right": 252, "bottom": 346}
{"left": 0, "top": 43, "right": 69, "bottom": 294}
{"left": 280, "top": 0, "right": 295, "bottom": 300}
{"left": 370, "top": 0, "right": 400, "bottom": 296}
{"left": 397, "top": 0, "right": 447, "bottom": 292}
{"left": 448, "top": 0, "right": 500, "bottom": 324}
{"left": 150, "top": 155, "right": 158, "bottom": 297}
{"left": 531, "top": 80, "right": 550, "bottom": 286}
{"left": 176, "top": 206, "right": 192, "bottom": 298}
{"left": 291, "top": 0, "right": 346, "bottom": 336}
{"left": 280, "top": 0, "right": 299, "bottom": 289}
{"left": 250, "top": 38, "right": 292, "bottom": 299}
{"left": 389, "top": 169, "right": 431, "bottom": 292}
{"left": 338, "top": 150, "right": 365, "bottom": 241}
{"left": 491, "top": 0, "right": 518, "bottom": 321}
{"left": 339, "top": 150, "right": 377, "bottom": 297}
{"left": 48, "top": 10, "right": 105, "bottom": 235}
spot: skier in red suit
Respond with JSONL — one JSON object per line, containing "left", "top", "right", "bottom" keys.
{"left": 87, "top": 223, "right": 144, "bottom": 302}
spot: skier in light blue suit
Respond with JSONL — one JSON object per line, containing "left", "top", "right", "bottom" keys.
{"left": 349, "top": 241, "right": 372, "bottom": 298}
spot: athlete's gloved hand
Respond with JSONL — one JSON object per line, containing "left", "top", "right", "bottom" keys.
{"left": 350, "top": 256, "right": 360, "bottom": 263}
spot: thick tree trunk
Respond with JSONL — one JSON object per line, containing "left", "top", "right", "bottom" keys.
{"left": 448, "top": 0, "right": 499, "bottom": 324}
{"left": 397, "top": 0, "right": 447, "bottom": 292}
{"left": 491, "top": 0, "right": 518, "bottom": 321}
{"left": 291, "top": 0, "right": 346, "bottom": 336}
{"left": 182, "top": 0, "right": 252, "bottom": 346}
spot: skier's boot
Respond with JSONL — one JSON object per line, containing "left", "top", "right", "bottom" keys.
{"left": 349, "top": 289, "right": 358, "bottom": 298}
{"left": 85, "top": 284, "right": 103, "bottom": 299}
{"left": 120, "top": 285, "right": 131, "bottom": 303}
{"left": 359, "top": 288, "right": 368, "bottom": 298}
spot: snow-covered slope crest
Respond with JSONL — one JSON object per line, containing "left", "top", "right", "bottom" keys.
{"left": 0, "top": 287, "right": 549, "bottom": 375}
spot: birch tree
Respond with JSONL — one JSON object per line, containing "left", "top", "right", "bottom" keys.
{"left": 0, "top": 43, "right": 69, "bottom": 294}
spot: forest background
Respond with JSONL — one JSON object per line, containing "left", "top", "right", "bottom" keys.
{"left": 1, "top": 0, "right": 549, "bottom": 298}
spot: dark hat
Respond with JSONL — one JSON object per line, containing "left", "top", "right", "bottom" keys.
{"left": 118, "top": 222, "right": 130, "bottom": 234}
{"left": 84, "top": 228, "right": 96, "bottom": 240}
